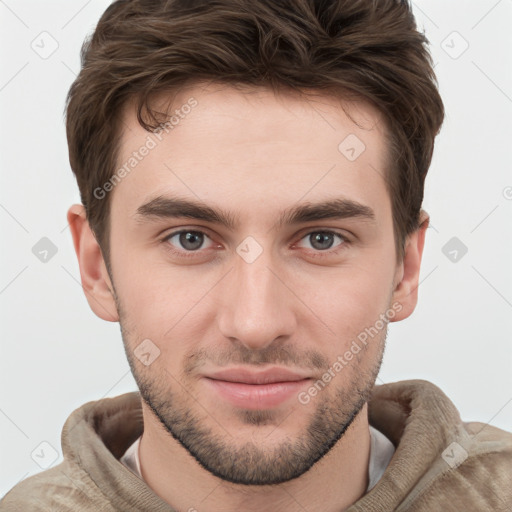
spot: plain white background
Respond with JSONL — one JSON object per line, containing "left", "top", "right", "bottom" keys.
{"left": 1, "top": 0, "right": 511, "bottom": 498}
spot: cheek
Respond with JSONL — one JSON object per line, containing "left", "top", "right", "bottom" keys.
{"left": 304, "top": 262, "right": 394, "bottom": 348}
{"left": 114, "top": 261, "right": 219, "bottom": 347}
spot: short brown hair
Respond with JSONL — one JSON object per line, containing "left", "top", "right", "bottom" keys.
{"left": 65, "top": 0, "right": 444, "bottom": 266}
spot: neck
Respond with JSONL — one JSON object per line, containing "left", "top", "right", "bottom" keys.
{"left": 139, "top": 403, "right": 371, "bottom": 512}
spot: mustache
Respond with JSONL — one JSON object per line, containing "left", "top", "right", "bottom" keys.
{"left": 183, "top": 344, "right": 330, "bottom": 374}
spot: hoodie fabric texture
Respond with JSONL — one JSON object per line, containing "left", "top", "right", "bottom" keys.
{"left": 1, "top": 379, "right": 511, "bottom": 511}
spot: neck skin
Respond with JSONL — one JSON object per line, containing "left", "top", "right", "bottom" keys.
{"left": 138, "top": 403, "right": 371, "bottom": 512}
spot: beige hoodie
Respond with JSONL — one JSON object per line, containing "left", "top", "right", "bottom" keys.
{"left": 1, "top": 379, "right": 511, "bottom": 511}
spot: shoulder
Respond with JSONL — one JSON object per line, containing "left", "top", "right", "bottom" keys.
{"left": 0, "top": 462, "right": 112, "bottom": 512}
{"left": 416, "top": 421, "right": 512, "bottom": 509}
{"left": 370, "top": 379, "right": 512, "bottom": 508}
{"left": 461, "top": 419, "right": 512, "bottom": 485}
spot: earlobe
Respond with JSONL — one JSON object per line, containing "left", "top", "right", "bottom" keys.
{"left": 390, "top": 210, "right": 429, "bottom": 322}
{"left": 67, "top": 204, "right": 119, "bottom": 322}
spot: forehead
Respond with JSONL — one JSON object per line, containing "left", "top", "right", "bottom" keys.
{"left": 113, "top": 83, "right": 391, "bottom": 224}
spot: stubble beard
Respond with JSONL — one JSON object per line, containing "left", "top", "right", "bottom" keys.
{"left": 121, "top": 325, "right": 385, "bottom": 486}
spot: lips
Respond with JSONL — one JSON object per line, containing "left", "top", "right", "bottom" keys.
{"left": 204, "top": 367, "right": 311, "bottom": 385}
{"left": 202, "top": 366, "right": 312, "bottom": 409}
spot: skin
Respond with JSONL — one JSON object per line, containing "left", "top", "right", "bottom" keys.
{"left": 68, "top": 82, "right": 428, "bottom": 512}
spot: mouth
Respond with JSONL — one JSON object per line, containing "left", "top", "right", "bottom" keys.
{"left": 202, "top": 366, "right": 313, "bottom": 409}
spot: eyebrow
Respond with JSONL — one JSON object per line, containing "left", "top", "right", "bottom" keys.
{"left": 134, "top": 194, "right": 376, "bottom": 230}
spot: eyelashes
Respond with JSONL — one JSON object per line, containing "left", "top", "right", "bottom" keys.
{"left": 161, "top": 228, "right": 350, "bottom": 260}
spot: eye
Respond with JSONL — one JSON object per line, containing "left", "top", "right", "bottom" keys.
{"left": 163, "top": 229, "right": 215, "bottom": 253}
{"left": 296, "top": 230, "right": 348, "bottom": 253}
{"left": 161, "top": 228, "right": 349, "bottom": 260}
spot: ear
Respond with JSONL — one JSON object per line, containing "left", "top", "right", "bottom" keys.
{"left": 67, "top": 204, "right": 119, "bottom": 322}
{"left": 390, "top": 209, "right": 429, "bottom": 322}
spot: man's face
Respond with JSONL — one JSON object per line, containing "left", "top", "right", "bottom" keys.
{"left": 103, "top": 83, "right": 406, "bottom": 484}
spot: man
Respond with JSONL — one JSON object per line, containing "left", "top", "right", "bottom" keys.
{"left": 1, "top": 0, "right": 511, "bottom": 510}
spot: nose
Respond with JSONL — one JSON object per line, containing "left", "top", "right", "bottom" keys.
{"left": 216, "top": 247, "right": 297, "bottom": 351}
